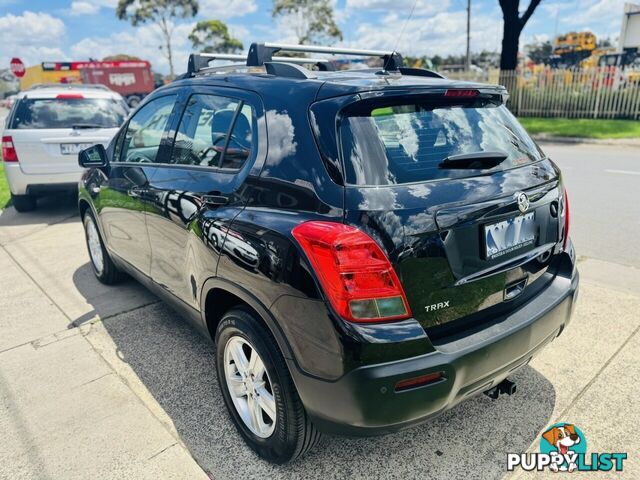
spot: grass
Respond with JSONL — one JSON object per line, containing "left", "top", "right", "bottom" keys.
{"left": 519, "top": 117, "right": 640, "bottom": 139}
{"left": 0, "top": 162, "right": 10, "bottom": 209}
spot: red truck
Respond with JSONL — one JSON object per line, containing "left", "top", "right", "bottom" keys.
{"left": 37, "top": 60, "right": 155, "bottom": 107}
{"left": 77, "top": 61, "right": 155, "bottom": 107}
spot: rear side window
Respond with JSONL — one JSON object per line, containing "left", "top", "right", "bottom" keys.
{"left": 170, "top": 94, "right": 254, "bottom": 169}
{"left": 340, "top": 101, "right": 544, "bottom": 185}
{"left": 10, "top": 97, "right": 127, "bottom": 129}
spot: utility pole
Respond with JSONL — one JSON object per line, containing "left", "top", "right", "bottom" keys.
{"left": 466, "top": 0, "right": 471, "bottom": 71}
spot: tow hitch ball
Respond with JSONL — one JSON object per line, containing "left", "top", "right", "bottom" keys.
{"left": 484, "top": 378, "right": 517, "bottom": 399}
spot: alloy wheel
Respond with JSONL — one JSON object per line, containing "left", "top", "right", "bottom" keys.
{"left": 223, "top": 336, "right": 277, "bottom": 438}
{"left": 86, "top": 216, "right": 104, "bottom": 275}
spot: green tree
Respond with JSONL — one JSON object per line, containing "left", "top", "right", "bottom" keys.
{"left": 116, "top": 0, "right": 199, "bottom": 78}
{"left": 272, "top": 0, "right": 343, "bottom": 44}
{"left": 189, "top": 20, "right": 243, "bottom": 54}
{"left": 525, "top": 40, "right": 553, "bottom": 64}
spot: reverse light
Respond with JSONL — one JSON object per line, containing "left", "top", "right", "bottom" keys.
{"left": 444, "top": 89, "right": 479, "bottom": 98}
{"left": 292, "top": 221, "right": 412, "bottom": 323}
{"left": 2, "top": 136, "right": 18, "bottom": 162}
{"left": 561, "top": 187, "right": 570, "bottom": 250}
{"left": 395, "top": 372, "right": 444, "bottom": 392}
{"left": 56, "top": 93, "right": 84, "bottom": 99}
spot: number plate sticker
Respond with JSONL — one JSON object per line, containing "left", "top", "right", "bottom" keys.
{"left": 485, "top": 212, "right": 536, "bottom": 260}
{"left": 60, "top": 143, "right": 93, "bottom": 155}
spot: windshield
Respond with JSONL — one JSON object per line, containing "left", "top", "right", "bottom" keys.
{"left": 339, "top": 101, "right": 544, "bottom": 185}
{"left": 11, "top": 98, "right": 128, "bottom": 129}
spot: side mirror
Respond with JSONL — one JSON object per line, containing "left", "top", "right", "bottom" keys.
{"left": 79, "top": 144, "right": 108, "bottom": 168}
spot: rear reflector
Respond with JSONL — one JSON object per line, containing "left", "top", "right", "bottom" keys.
{"left": 56, "top": 93, "right": 84, "bottom": 99}
{"left": 2, "top": 136, "right": 18, "bottom": 162}
{"left": 291, "top": 221, "right": 412, "bottom": 323}
{"left": 444, "top": 89, "right": 479, "bottom": 98}
{"left": 395, "top": 372, "right": 443, "bottom": 392}
{"left": 562, "top": 187, "right": 570, "bottom": 250}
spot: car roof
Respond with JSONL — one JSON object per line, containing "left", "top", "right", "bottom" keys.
{"left": 17, "top": 85, "right": 124, "bottom": 100}
{"left": 171, "top": 69, "right": 502, "bottom": 102}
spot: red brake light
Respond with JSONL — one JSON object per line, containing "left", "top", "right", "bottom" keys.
{"left": 444, "top": 89, "right": 479, "bottom": 98}
{"left": 56, "top": 93, "right": 84, "bottom": 99}
{"left": 292, "top": 221, "right": 412, "bottom": 323}
{"left": 562, "top": 187, "right": 570, "bottom": 250}
{"left": 2, "top": 136, "right": 18, "bottom": 162}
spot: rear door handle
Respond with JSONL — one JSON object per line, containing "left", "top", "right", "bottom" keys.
{"left": 202, "top": 194, "right": 229, "bottom": 206}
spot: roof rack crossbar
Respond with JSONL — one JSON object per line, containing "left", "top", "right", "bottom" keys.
{"left": 188, "top": 52, "right": 335, "bottom": 76}
{"left": 247, "top": 42, "right": 403, "bottom": 70}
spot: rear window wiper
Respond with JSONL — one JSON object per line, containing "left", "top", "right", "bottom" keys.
{"left": 438, "top": 151, "right": 508, "bottom": 170}
{"left": 72, "top": 124, "right": 105, "bottom": 129}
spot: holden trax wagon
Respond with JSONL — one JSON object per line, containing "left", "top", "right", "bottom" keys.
{"left": 3, "top": 84, "right": 128, "bottom": 211}
{"left": 77, "top": 43, "right": 579, "bottom": 464}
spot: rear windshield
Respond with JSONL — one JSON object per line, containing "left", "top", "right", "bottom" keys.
{"left": 339, "top": 101, "right": 544, "bottom": 185}
{"left": 10, "top": 97, "right": 128, "bottom": 129}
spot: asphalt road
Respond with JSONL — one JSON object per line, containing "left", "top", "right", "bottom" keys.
{"left": 0, "top": 142, "right": 639, "bottom": 479}
{"left": 544, "top": 143, "right": 640, "bottom": 269}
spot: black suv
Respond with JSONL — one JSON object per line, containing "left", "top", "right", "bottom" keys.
{"left": 78, "top": 43, "right": 579, "bottom": 464}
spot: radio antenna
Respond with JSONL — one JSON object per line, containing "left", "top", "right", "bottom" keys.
{"left": 384, "top": 0, "right": 418, "bottom": 71}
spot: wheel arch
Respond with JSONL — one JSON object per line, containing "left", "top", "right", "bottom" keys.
{"left": 200, "top": 278, "right": 295, "bottom": 363}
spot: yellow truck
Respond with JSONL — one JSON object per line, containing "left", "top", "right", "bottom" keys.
{"left": 19, "top": 63, "right": 81, "bottom": 90}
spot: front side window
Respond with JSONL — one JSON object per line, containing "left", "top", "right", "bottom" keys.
{"left": 10, "top": 97, "right": 127, "bottom": 129}
{"left": 340, "top": 101, "right": 544, "bottom": 185}
{"left": 170, "top": 94, "right": 254, "bottom": 169}
{"left": 120, "top": 94, "right": 177, "bottom": 163}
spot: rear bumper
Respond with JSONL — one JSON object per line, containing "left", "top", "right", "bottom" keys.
{"left": 292, "top": 267, "right": 579, "bottom": 436}
{"left": 3, "top": 163, "right": 80, "bottom": 195}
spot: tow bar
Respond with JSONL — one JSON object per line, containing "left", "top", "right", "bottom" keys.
{"left": 484, "top": 378, "right": 517, "bottom": 399}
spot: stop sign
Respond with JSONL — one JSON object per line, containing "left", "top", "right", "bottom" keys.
{"left": 10, "top": 57, "right": 25, "bottom": 78}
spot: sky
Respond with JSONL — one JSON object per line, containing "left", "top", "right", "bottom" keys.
{"left": 0, "top": 0, "right": 630, "bottom": 74}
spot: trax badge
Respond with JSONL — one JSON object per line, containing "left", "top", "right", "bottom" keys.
{"left": 516, "top": 192, "right": 530, "bottom": 213}
{"left": 425, "top": 301, "right": 450, "bottom": 312}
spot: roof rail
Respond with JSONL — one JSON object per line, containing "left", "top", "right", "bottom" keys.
{"left": 187, "top": 52, "right": 335, "bottom": 76}
{"left": 27, "top": 83, "right": 111, "bottom": 91}
{"left": 247, "top": 42, "right": 404, "bottom": 70}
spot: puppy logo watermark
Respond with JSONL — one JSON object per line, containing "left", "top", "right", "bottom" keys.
{"left": 540, "top": 423, "right": 586, "bottom": 472}
{"left": 507, "top": 423, "right": 627, "bottom": 473}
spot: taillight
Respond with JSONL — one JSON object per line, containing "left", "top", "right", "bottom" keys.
{"left": 292, "top": 221, "right": 412, "bottom": 323}
{"left": 561, "top": 187, "right": 570, "bottom": 250}
{"left": 444, "top": 89, "right": 479, "bottom": 98}
{"left": 2, "top": 136, "right": 18, "bottom": 162}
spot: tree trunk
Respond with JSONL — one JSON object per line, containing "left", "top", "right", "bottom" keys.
{"left": 500, "top": 22, "right": 521, "bottom": 71}
{"left": 166, "top": 36, "right": 174, "bottom": 79}
{"left": 160, "top": 17, "right": 174, "bottom": 79}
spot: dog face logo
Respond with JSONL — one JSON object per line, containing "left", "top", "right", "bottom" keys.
{"left": 541, "top": 424, "right": 584, "bottom": 472}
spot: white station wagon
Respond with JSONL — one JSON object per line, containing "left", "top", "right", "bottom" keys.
{"left": 2, "top": 84, "right": 128, "bottom": 212}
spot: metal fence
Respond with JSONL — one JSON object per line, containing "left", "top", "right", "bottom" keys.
{"left": 446, "top": 67, "right": 640, "bottom": 119}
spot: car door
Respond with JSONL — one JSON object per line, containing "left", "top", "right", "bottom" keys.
{"left": 95, "top": 93, "right": 179, "bottom": 274}
{"left": 143, "top": 88, "right": 264, "bottom": 309}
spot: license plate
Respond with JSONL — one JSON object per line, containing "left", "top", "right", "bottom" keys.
{"left": 60, "top": 143, "right": 93, "bottom": 155}
{"left": 484, "top": 212, "right": 536, "bottom": 260}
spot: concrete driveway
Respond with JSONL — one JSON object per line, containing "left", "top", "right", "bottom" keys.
{"left": 1, "top": 144, "right": 639, "bottom": 479}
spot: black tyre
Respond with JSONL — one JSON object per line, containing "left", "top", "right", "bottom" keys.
{"left": 82, "top": 210, "right": 124, "bottom": 285}
{"left": 216, "top": 308, "right": 322, "bottom": 463}
{"left": 127, "top": 95, "right": 142, "bottom": 108}
{"left": 11, "top": 194, "right": 36, "bottom": 212}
